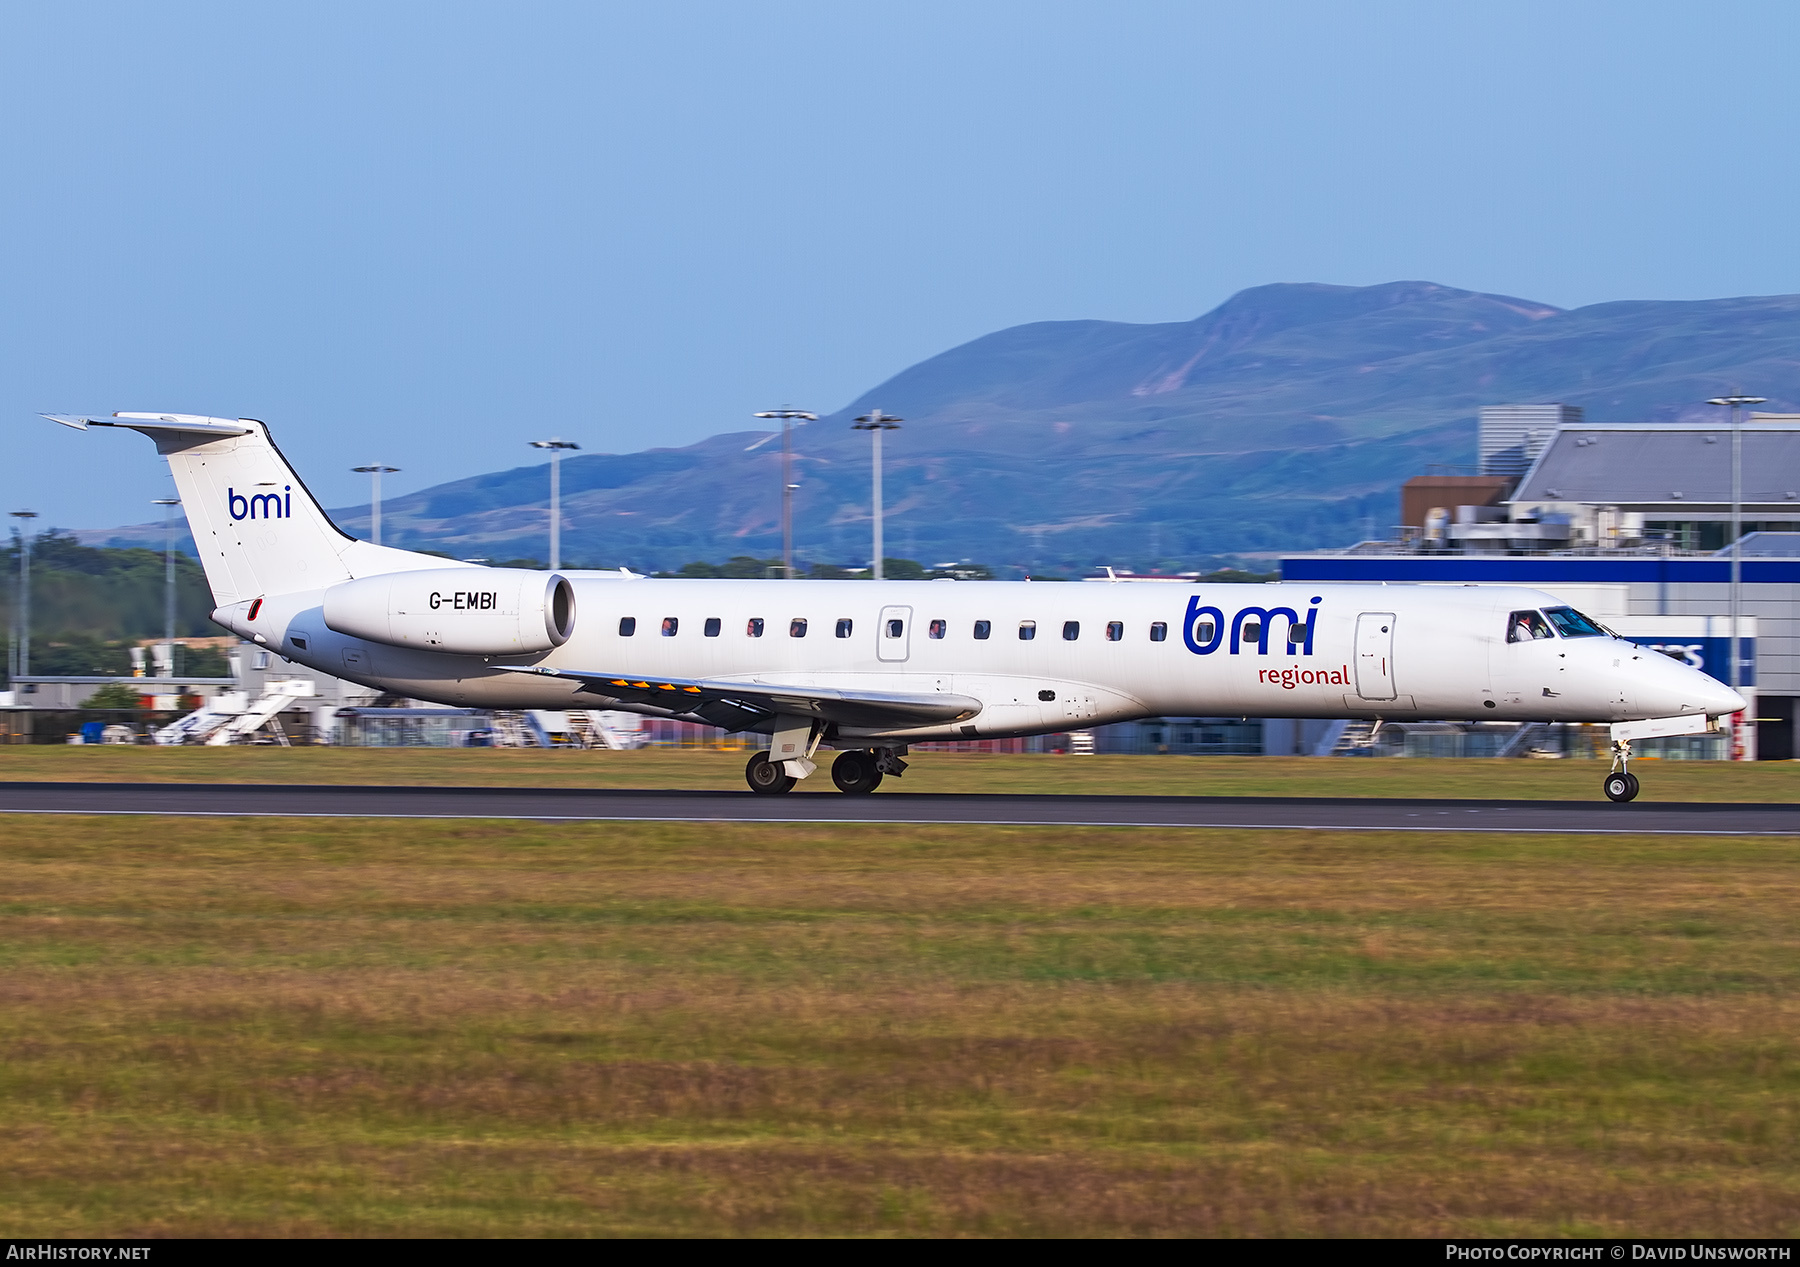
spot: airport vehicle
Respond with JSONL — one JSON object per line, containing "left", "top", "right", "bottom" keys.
{"left": 48, "top": 413, "right": 1744, "bottom": 800}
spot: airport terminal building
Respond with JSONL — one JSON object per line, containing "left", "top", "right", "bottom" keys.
{"left": 1281, "top": 411, "right": 1800, "bottom": 760}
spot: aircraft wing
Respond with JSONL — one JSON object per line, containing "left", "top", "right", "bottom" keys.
{"left": 493, "top": 664, "right": 983, "bottom": 731}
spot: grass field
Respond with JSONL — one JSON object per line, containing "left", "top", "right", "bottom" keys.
{"left": 2, "top": 814, "right": 1797, "bottom": 1236}
{"left": 4, "top": 745, "right": 1800, "bottom": 801}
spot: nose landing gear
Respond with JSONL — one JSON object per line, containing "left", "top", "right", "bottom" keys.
{"left": 1604, "top": 739, "right": 1640, "bottom": 802}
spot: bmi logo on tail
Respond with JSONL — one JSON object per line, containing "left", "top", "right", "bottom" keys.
{"left": 228, "top": 487, "right": 292, "bottom": 520}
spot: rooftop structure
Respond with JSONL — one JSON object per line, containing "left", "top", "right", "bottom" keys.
{"left": 1515, "top": 419, "right": 1800, "bottom": 509}
{"left": 1480, "top": 404, "right": 1582, "bottom": 477}
{"left": 1376, "top": 418, "right": 1800, "bottom": 554}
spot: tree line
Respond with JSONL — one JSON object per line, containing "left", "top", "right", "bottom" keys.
{"left": 3, "top": 531, "right": 229, "bottom": 685}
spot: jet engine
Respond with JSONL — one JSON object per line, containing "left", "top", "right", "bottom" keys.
{"left": 323, "top": 568, "right": 575, "bottom": 655}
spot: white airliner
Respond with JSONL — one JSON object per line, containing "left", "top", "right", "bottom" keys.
{"left": 48, "top": 413, "right": 1744, "bottom": 802}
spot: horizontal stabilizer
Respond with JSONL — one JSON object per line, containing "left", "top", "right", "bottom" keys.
{"left": 494, "top": 664, "right": 983, "bottom": 731}
{"left": 43, "top": 412, "right": 252, "bottom": 438}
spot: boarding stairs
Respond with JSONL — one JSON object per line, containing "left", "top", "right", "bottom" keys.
{"left": 1310, "top": 719, "right": 1352, "bottom": 756}
{"left": 566, "top": 710, "right": 613, "bottom": 749}
{"left": 205, "top": 680, "right": 315, "bottom": 745}
{"left": 1496, "top": 722, "right": 1552, "bottom": 758}
{"left": 489, "top": 710, "right": 542, "bottom": 748}
{"left": 154, "top": 694, "right": 245, "bottom": 745}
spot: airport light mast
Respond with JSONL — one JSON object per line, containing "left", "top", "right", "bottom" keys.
{"left": 351, "top": 465, "right": 400, "bottom": 547}
{"left": 152, "top": 498, "right": 181, "bottom": 676}
{"left": 9, "top": 510, "right": 37, "bottom": 682}
{"left": 853, "top": 410, "right": 902, "bottom": 580}
{"left": 755, "top": 409, "right": 816, "bottom": 578}
{"left": 1708, "top": 395, "right": 1767, "bottom": 717}
{"left": 529, "top": 438, "right": 580, "bottom": 570}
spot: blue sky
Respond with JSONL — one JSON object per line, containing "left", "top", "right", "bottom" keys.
{"left": 4, "top": 0, "right": 1799, "bottom": 530}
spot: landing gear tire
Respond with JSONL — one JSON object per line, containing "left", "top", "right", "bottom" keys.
{"left": 746, "top": 752, "right": 796, "bottom": 795}
{"left": 831, "top": 749, "right": 884, "bottom": 795}
{"left": 1604, "top": 771, "right": 1640, "bottom": 803}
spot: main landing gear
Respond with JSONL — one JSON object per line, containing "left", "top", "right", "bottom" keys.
{"left": 744, "top": 747, "right": 909, "bottom": 795}
{"left": 745, "top": 752, "right": 796, "bottom": 796}
{"left": 830, "top": 749, "right": 883, "bottom": 795}
{"left": 1604, "top": 738, "right": 1640, "bottom": 803}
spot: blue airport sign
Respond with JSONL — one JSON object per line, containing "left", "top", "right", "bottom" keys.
{"left": 1631, "top": 636, "right": 1754, "bottom": 688}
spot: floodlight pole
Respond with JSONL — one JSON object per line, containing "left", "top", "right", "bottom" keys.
{"left": 530, "top": 438, "right": 580, "bottom": 570}
{"left": 1708, "top": 396, "right": 1767, "bottom": 710}
{"left": 351, "top": 465, "right": 400, "bottom": 547}
{"left": 153, "top": 498, "right": 181, "bottom": 675}
{"left": 853, "top": 410, "right": 902, "bottom": 580}
{"left": 10, "top": 510, "right": 37, "bottom": 681}
{"left": 755, "top": 409, "right": 816, "bottom": 578}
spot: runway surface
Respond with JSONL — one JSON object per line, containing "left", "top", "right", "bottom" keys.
{"left": 0, "top": 780, "right": 1797, "bottom": 833}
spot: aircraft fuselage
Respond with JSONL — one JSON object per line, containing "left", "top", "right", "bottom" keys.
{"left": 218, "top": 576, "right": 1741, "bottom": 742}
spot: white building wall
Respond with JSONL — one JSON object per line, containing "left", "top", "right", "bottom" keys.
{"left": 1480, "top": 404, "right": 1583, "bottom": 477}
{"left": 1623, "top": 583, "right": 1800, "bottom": 695}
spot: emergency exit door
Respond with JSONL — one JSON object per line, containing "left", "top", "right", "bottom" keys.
{"left": 1355, "top": 612, "right": 1396, "bottom": 700}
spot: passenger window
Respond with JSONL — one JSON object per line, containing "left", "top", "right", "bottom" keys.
{"left": 1193, "top": 620, "right": 1215, "bottom": 643}
{"left": 836, "top": 618, "right": 853, "bottom": 638}
{"left": 973, "top": 620, "right": 991, "bottom": 640}
{"left": 661, "top": 617, "right": 679, "bottom": 637}
{"left": 1287, "top": 622, "right": 1307, "bottom": 644}
{"left": 1062, "top": 620, "right": 1080, "bottom": 641}
{"left": 1507, "top": 610, "right": 1555, "bottom": 643}
{"left": 1105, "top": 621, "right": 1123, "bottom": 642}
{"left": 929, "top": 619, "right": 947, "bottom": 639}
{"left": 886, "top": 618, "right": 904, "bottom": 638}
{"left": 747, "top": 618, "right": 764, "bottom": 638}
{"left": 1543, "top": 606, "right": 1607, "bottom": 638}
{"left": 1019, "top": 620, "right": 1037, "bottom": 641}
{"left": 704, "top": 617, "right": 721, "bottom": 638}
{"left": 790, "top": 618, "right": 808, "bottom": 638}
{"left": 1150, "top": 622, "right": 1168, "bottom": 642}
{"left": 619, "top": 616, "right": 637, "bottom": 637}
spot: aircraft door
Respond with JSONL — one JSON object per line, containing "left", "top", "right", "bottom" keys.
{"left": 877, "top": 605, "right": 913, "bottom": 663}
{"left": 1355, "top": 612, "right": 1397, "bottom": 700}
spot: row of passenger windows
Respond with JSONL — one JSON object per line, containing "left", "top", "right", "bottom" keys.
{"left": 615, "top": 616, "right": 1174, "bottom": 641}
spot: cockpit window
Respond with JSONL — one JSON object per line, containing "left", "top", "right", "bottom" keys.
{"left": 1507, "top": 610, "right": 1555, "bottom": 643}
{"left": 1543, "top": 606, "right": 1608, "bottom": 638}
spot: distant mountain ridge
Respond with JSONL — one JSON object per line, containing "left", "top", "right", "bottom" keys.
{"left": 82, "top": 280, "right": 1800, "bottom": 571}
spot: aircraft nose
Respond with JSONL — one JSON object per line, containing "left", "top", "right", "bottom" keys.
{"left": 1630, "top": 646, "right": 1745, "bottom": 718}
{"left": 1656, "top": 655, "right": 1745, "bottom": 718}
{"left": 1699, "top": 676, "right": 1748, "bottom": 718}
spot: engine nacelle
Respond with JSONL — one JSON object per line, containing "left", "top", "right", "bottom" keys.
{"left": 323, "top": 568, "right": 575, "bottom": 655}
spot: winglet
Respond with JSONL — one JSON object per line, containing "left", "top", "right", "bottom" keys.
{"left": 41, "top": 413, "right": 95, "bottom": 430}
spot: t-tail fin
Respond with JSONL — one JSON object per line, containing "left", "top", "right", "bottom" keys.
{"left": 45, "top": 412, "right": 459, "bottom": 607}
